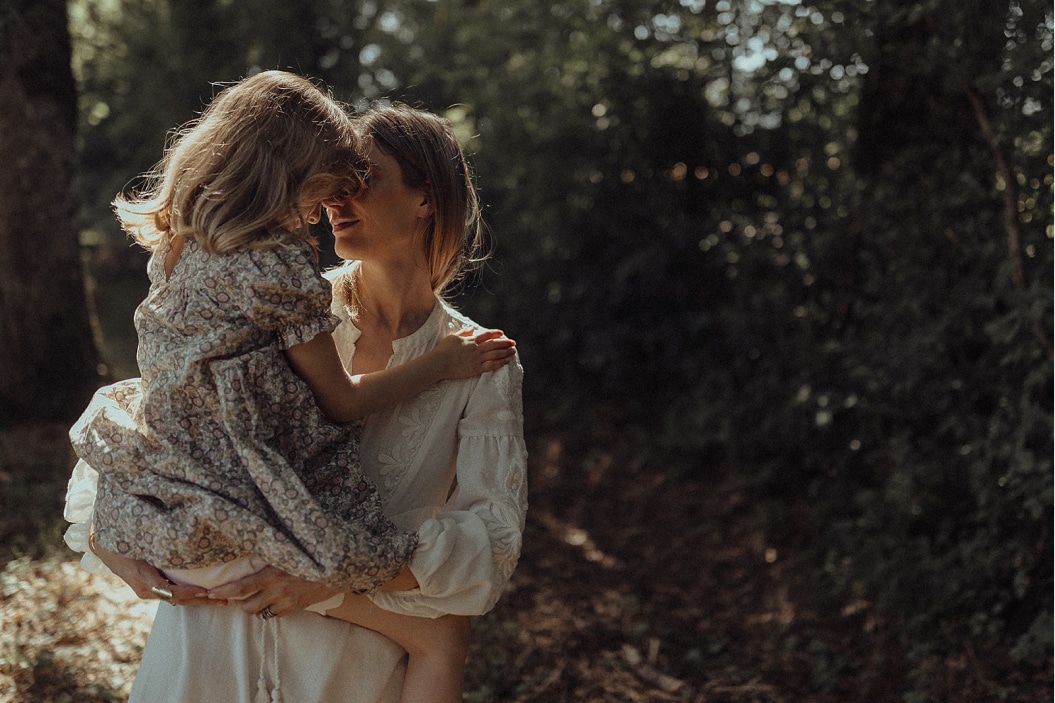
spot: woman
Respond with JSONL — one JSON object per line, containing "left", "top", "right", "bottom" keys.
{"left": 65, "top": 102, "right": 527, "bottom": 702}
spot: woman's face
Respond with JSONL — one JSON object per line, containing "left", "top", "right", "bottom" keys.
{"left": 323, "top": 144, "right": 428, "bottom": 263}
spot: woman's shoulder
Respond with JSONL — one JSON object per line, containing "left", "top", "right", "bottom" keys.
{"left": 436, "top": 300, "right": 484, "bottom": 333}
{"left": 438, "top": 301, "right": 523, "bottom": 387}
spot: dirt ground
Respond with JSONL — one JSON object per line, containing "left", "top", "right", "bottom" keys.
{"left": 0, "top": 422, "right": 1051, "bottom": 702}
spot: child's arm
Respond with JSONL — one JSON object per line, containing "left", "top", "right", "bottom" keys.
{"left": 285, "top": 329, "right": 515, "bottom": 422}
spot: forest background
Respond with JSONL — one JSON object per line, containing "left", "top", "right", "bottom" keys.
{"left": 0, "top": 0, "right": 1052, "bottom": 701}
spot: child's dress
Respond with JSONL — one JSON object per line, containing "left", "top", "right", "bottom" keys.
{"left": 70, "top": 235, "right": 417, "bottom": 591}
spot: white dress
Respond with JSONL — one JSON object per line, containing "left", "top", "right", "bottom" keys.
{"left": 64, "top": 295, "right": 528, "bottom": 703}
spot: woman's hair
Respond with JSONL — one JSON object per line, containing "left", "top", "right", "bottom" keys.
{"left": 114, "top": 70, "right": 366, "bottom": 254}
{"left": 356, "top": 102, "right": 490, "bottom": 296}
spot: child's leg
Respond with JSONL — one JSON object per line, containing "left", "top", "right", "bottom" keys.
{"left": 323, "top": 594, "right": 470, "bottom": 703}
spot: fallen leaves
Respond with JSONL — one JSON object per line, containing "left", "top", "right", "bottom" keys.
{"left": 0, "top": 556, "right": 155, "bottom": 703}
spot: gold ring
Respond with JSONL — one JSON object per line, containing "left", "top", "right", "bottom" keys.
{"left": 260, "top": 606, "right": 277, "bottom": 620}
{"left": 150, "top": 586, "right": 173, "bottom": 601}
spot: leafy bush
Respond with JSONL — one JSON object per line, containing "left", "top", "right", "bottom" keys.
{"left": 68, "top": 0, "right": 1052, "bottom": 686}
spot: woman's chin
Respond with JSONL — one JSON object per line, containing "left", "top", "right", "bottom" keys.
{"left": 332, "top": 239, "right": 359, "bottom": 261}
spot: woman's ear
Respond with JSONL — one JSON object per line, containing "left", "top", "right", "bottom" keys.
{"left": 416, "top": 186, "right": 434, "bottom": 220}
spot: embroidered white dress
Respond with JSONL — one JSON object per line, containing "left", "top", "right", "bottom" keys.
{"left": 64, "top": 291, "right": 527, "bottom": 703}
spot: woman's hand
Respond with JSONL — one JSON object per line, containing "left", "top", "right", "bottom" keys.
{"left": 92, "top": 543, "right": 213, "bottom": 607}
{"left": 206, "top": 566, "right": 341, "bottom": 617}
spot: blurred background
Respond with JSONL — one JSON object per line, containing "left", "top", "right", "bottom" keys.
{"left": 0, "top": 1, "right": 1052, "bottom": 701}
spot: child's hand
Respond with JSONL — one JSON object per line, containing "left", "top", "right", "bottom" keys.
{"left": 434, "top": 329, "right": 516, "bottom": 379}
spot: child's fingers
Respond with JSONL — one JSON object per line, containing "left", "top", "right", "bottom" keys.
{"left": 479, "top": 349, "right": 515, "bottom": 365}
{"left": 479, "top": 349, "right": 515, "bottom": 370}
{"left": 476, "top": 338, "right": 515, "bottom": 352}
{"left": 480, "top": 357, "right": 512, "bottom": 371}
{"left": 481, "top": 346, "right": 515, "bottom": 360}
{"left": 473, "top": 329, "right": 508, "bottom": 344}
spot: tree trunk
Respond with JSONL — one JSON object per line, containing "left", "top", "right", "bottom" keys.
{"left": 0, "top": 0, "right": 101, "bottom": 426}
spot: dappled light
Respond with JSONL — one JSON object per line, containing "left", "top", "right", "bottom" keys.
{"left": 1, "top": 0, "right": 1051, "bottom": 701}
{"left": 537, "top": 512, "right": 623, "bottom": 570}
{"left": 0, "top": 557, "right": 155, "bottom": 699}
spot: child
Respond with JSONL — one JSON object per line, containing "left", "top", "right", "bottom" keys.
{"left": 69, "top": 71, "right": 511, "bottom": 703}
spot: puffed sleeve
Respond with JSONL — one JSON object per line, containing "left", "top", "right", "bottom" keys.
{"left": 240, "top": 240, "right": 342, "bottom": 350}
{"left": 62, "top": 459, "right": 110, "bottom": 576}
{"left": 369, "top": 355, "right": 528, "bottom": 618}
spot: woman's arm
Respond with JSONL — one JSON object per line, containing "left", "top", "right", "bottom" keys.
{"left": 210, "top": 348, "right": 526, "bottom": 618}
{"left": 285, "top": 330, "right": 514, "bottom": 422}
{"left": 369, "top": 354, "right": 528, "bottom": 618}
{"left": 205, "top": 565, "right": 342, "bottom": 614}
{"left": 202, "top": 563, "right": 413, "bottom": 618}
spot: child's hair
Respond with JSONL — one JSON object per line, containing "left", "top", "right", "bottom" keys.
{"left": 115, "top": 70, "right": 366, "bottom": 254}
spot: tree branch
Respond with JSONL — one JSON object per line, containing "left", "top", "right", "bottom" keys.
{"left": 964, "top": 84, "right": 1026, "bottom": 290}
{"left": 964, "top": 84, "right": 1053, "bottom": 362}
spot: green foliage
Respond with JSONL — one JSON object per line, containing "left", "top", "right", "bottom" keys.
{"left": 811, "top": 0, "right": 1053, "bottom": 668}
{"left": 68, "top": 0, "right": 1053, "bottom": 691}
{"left": 69, "top": 0, "right": 346, "bottom": 238}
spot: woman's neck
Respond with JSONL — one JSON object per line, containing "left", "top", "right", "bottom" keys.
{"left": 354, "top": 261, "right": 436, "bottom": 339}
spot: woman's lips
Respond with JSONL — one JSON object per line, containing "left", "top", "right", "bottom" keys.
{"left": 330, "top": 218, "right": 359, "bottom": 233}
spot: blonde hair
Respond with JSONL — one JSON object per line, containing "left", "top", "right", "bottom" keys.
{"left": 356, "top": 102, "right": 489, "bottom": 295}
{"left": 114, "top": 70, "right": 366, "bottom": 254}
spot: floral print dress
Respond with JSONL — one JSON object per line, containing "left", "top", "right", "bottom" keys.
{"left": 69, "top": 235, "right": 417, "bottom": 591}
